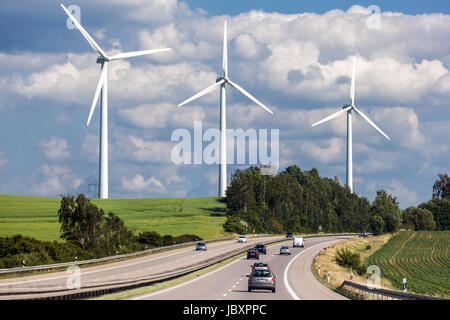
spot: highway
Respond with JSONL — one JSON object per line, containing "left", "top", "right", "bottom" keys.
{"left": 0, "top": 236, "right": 281, "bottom": 297}
{"left": 131, "top": 235, "right": 349, "bottom": 300}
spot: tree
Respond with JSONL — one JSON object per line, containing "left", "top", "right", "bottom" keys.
{"left": 58, "top": 194, "right": 104, "bottom": 251}
{"left": 370, "top": 215, "right": 385, "bottom": 235}
{"left": 370, "top": 190, "right": 402, "bottom": 233}
{"left": 402, "top": 206, "right": 436, "bottom": 231}
{"left": 432, "top": 173, "right": 450, "bottom": 200}
{"left": 418, "top": 198, "right": 450, "bottom": 230}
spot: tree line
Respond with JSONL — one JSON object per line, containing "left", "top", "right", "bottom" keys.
{"left": 223, "top": 166, "right": 449, "bottom": 235}
{"left": 0, "top": 194, "right": 201, "bottom": 268}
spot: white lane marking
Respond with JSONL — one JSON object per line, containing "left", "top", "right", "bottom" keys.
{"left": 228, "top": 289, "right": 232, "bottom": 292}
{"left": 283, "top": 240, "right": 339, "bottom": 300}
{"left": 0, "top": 237, "right": 281, "bottom": 287}
{"left": 223, "top": 294, "right": 228, "bottom": 297}
{"left": 131, "top": 255, "right": 244, "bottom": 300}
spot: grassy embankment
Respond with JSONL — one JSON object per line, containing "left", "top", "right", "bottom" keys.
{"left": 312, "top": 231, "right": 450, "bottom": 298}
{"left": 0, "top": 194, "right": 227, "bottom": 241}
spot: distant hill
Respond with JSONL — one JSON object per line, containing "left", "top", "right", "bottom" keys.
{"left": 0, "top": 194, "right": 227, "bottom": 241}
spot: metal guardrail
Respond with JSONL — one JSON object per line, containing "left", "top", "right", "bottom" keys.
{"left": 0, "top": 236, "right": 232, "bottom": 275}
{"left": 340, "top": 280, "right": 449, "bottom": 300}
{"left": 0, "top": 235, "right": 287, "bottom": 300}
{"left": 0, "top": 233, "right": 359, "bottom": 300}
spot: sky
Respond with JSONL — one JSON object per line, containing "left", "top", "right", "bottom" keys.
{"left": 0, "top": 0, "right": 449, "bottom": 208}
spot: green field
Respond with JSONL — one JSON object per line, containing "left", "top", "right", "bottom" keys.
{"left": 0, "top": 194, "right": 227, "bottom": 242}
{"left": 367, "top": 231, "right": 450, "bottom": 297}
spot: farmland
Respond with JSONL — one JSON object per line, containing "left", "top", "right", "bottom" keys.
{"left": 366, "top": 231, "right": 450, "bottom": 297}
{"left": 0, "top": 194, "right": 227, "bottom": 242}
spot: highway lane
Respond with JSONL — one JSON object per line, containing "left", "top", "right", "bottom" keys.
{"left": 0, "top": 236, "right": 282, "bottom": 295}
{"left": 131, "top": 235, "right": 350, "bottom": 300}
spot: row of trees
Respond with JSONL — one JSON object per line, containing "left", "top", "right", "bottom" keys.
{"left": 57, "top": 194, "right": 201, "bottom": 258}
{"left": 224, "top": 166, "right": 449, "bottom": 235}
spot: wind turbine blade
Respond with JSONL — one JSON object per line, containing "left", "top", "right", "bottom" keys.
{"left": 178, "top": 79, "right": 225, "bottom": 107}
{"left": 61, "top": 4, "right": 108, "bottom": 59}
{"left": 311, "top": 106, "right": 352, "bottom": 127}
{"left": 87, "top": 65, "right": 107, "bottom": 126}
{"left": 353, "top": 106, "right": 390, "bottom": 140}
{"left": 108, "top": 48, "right": 172, "bottom": 61}
{"left": 350, "top": 56, "right": 356, "bottom": 106}
{"left": 223, "top": 20, "right": 228, "bottom": 78}
{"left": 226, "top": 79, "right": 273, "bottom": 114}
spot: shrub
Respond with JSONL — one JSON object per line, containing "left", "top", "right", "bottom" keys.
{"left": 334, "top": 248, "right": 367, "bottom": 275}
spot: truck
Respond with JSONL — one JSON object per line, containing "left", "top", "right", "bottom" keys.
{"left": 293, "top": 237, "right": 304, "bottom": 248}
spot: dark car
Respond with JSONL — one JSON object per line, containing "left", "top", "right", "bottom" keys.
{"left": 360, "top": 232, "right": 368, "bottom": 237}
{"left": 248, "top": 269, "right": 276, "bottom": 293}
{"left": 247, "top": 248, "right": 259, "bottom": 260}
{"left": 255, "top": 244, "right": 267, "bottom": 255}
{"left": 286, "top": 232, "right": 294, "bottom": 238}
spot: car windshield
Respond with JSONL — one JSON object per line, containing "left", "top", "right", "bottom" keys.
{"left": 239, "top": 236, "right": 245, "bottom": 238}
{"left": 281, "top": 246, "right": 289, "bottom": 249}
{"left": 254, "top": 263, "right": 267, "bottom": 267}
{"left": 197, "top": 242, "right": 205, "bottom": 245}
{"left": 256, "top": 244, "right": 264, "bottom": 248}
{"left": 252, "top": 270, "right": 272, "bottom": 277}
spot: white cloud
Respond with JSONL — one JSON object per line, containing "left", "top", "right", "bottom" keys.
{"left": 32, "top": 165, "right": 83, "bottom": 196}
{"left": 118, "top": 102, "right": 205, "bottom": 128}
{"left": 38, "top": 137, "right": 70, "bottom": 160}
{"left": 115, "top": 135, "right": 173, "bottom": 163}
{"left": 386, "top": 179, "right": 419, "bottom": 208}
{"left": 121, "top": 174, "right": 166, "bottom": 192}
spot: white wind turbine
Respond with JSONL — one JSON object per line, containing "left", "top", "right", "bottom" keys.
{"left": 61, "top": 4, "right": 171, "bottom": 199}
{"left": 312, "top": 56, "right": 390, "bottom": 193}
{"left": 178, "top": 21, "right": 273, "bottom": 197}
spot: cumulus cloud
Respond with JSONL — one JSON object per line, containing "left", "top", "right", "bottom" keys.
{"left": 121, "top": 174, "right": 166, "bottom": 193}
{"left": 38, "top": 137, "right": 70, "bottom": 160}
{"left": 32, "top": 165, "right": 83, "bottom": 196}
{"left": 115, "top": 135, "right": 173, "bottom": 163}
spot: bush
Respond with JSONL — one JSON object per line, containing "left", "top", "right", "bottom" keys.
{"left": 136, "top": 231, "right": 163, "bottom": 247}
{"left": 223, "top": 216, "right": 248, "bottom": 234}
{"left": 370, "top": 215, "right": 385, "bottom": 235}
{"left": 334, "top": 248, "right": 367, "bottom": 275}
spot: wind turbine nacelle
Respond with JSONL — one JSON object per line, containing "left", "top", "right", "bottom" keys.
{"left": 216, "top": 76, "right": 225, "bottom": 83}
{"left": 343, "top": 104, "right": 351, "bottom": 109}
{"left": 96, "top": 56, "right": 107, "bottom": 64}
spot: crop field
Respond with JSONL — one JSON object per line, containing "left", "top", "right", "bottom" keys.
{"left": 366, "top": 231, "right": 450, "bottom": 297}
{"left": 0, "top": 194, "right": 227, "bottom": 242}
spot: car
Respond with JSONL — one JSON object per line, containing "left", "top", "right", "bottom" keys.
{"left": 251, "top": 262, "right": 270, "bottom": 271}
{"left": 195, "top": 242, "right": 207, "bottom": 251}
{"left": 254, "top": 244, "right": 267, "bottom": 255}
{"left": 248, "top": 269, "right": 276, "bottom": 293}
{"left": 293, "top": 237, "right": 304, "bottom": 248}
{"left": 280, "top": 246, "right": 291, "bottom": 255}
{"left": 360, "top": 232, "right": 368, "bottom": 237}
{"left": 286, "top": 232, "right": 294, "bottom": 238}
{"left": 247, "top": 248, "right": 260, "bottom": 260}
{"left": 237, "top": 235, "right": 248, "bottom": 243}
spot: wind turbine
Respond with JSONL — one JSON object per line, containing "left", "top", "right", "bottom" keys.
{"left": 311, "top": 56, "right": 390, "bottom": 193}
{"left": 178, "top": 21, "right": 273, "bottom": 197}
{"left": 61, "top": 4, "right": 171, "bottom": 199}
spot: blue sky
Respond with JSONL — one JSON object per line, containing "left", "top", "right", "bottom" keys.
{"left": 0, "top": 0, "right": 449, "bottom": 208}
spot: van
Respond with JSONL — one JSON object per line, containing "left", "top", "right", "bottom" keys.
{"left": 293, "top": 237, "right": 304, "bottom": 248}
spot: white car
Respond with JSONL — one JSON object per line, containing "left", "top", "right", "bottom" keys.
{"left": 293, "top": 237, "right": 305, "bottom": 248}
{"left": 238, "top": 235, "right": 248, "bottom": 243}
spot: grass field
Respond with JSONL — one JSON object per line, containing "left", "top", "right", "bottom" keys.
{"left": 0, "top": 194, "right": 227, "bottom": 242}
{"left": 367, "top": 230, "right": 450, "bottom": 297}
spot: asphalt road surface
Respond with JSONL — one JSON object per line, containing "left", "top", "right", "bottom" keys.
{"left": 0, "top": 236, "right": 281, "bottom": 296}
{"left": 131, "top": 236, "right": 350, "bottom": 300}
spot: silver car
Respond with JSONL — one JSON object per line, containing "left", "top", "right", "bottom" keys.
{"left": 248, "top": 269, "right": 276, "bottom": 293}
{"left": 195, "top": 242, "right": 207, "bottom": 251}
{"left": 251, "top": 262, "right": 270, "bottom": 271}
{"left": 280, "top": 246, "right": 291, "bottom": 255}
